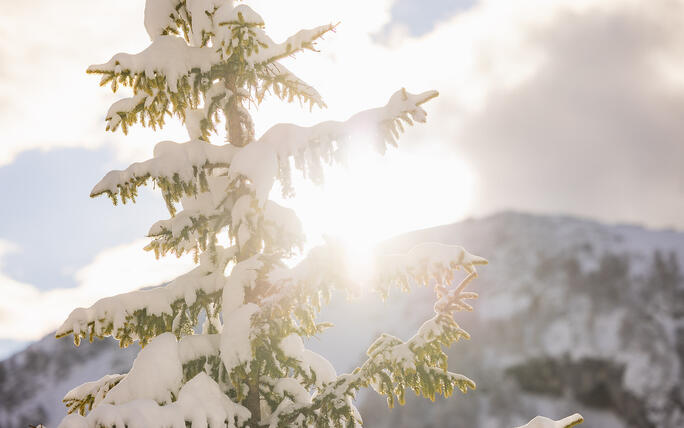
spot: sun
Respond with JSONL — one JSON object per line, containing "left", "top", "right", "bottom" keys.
{"left": 273, "top": 141, "right": 476, "bottom": 262}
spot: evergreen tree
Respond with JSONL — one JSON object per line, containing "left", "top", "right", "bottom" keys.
{"left": 56, "top": 1, "right": 490, "bottom": 427}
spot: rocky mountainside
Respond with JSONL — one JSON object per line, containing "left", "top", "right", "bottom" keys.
{"left": 1, "top": 212, "right": 682, "bottom": 427}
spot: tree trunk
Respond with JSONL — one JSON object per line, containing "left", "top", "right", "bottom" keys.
{"left": 245, "top": 366, "right": 262, "bottom": 427}
{"left": 226, "top": 76, "right": 261, "bottom": 425}
{"left": 226, "top": 79, "right": 246, "bottom": 147}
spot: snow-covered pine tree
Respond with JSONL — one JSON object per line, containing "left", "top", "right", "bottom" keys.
{"left": 55, "top": 1, "right": 489, "bottom": 427}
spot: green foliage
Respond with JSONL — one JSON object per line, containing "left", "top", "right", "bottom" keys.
{"left": 56, "top": 285, "right": 224, "bottom": 348}
{"left": 63, "top": 375, "right": 124, "bottom": 416}
{"left": 59, "top": 2, "right": 481, "bottom": 427}
{"left": 92, "top": 167, "right": 210, "bottom": 215}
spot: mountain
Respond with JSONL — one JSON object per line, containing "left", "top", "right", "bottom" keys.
{"left": 0, "top": 335, "right": 137, "bottom": 427}
{"left": 358, "top": 212, "right": 684, "bottom": 428}
{"left": 1, "top": 212, "right": 682, "bottom": 427}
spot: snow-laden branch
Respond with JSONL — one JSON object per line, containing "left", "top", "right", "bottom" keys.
{"left": 88, "top": 35, "right": 219, "bottom": 93}
{"left": 105, "top": 92, "right": 156, "bottom": 134}
{"left": 147, "top": 207, "right": 223, "bottom": 260}
{"left": 109, "top": 333, "right": 184, "bottom": 405}
{"left": 279, "top": 334, "right": 337, "bottom": 389}
{"left": 257, "top": 62, "right": 325, "bottom": 110}
{"left": 375, "top": 242, "right": 488, "bottom": 296}
{"left": 56, "top": 247, "right": 234, "bottom": 347}
{"left": 260, "top": 242, "right": 485, "bottom": 426}
{"left": 60, "top": 334, "right": 230, "bottom": 422}
{"left": 104, "top": 81, "right": 229, "bottom": 138}
{"left": 59, "top": 372, "right": 249, "bottom": 428}
{"left": 186, "top": 0, "right": 233, "bottom": 46}
{"left": 144, "top": 0, "right": 183, "bottom": 41}
{"left": 267, "top": 242, "right": 486, "bottom": 309}
{"left": 270, "top": 313, "right": 474, "bottom": 427}
{"left": 184, "top": 82, "right": 232, "bottom": 140}
{"left": 91, "top": 139, "right": 236, "bottom": 211}
{"left": 63, "top": 374, "right": 125, "bottom": 416}
{"left": 240, "top": 24, "right": 336, "bottom": 66}
{"left": 229, "top": 194, "right": 305, "bottom": 257}
{"left": 229, "top": 88, "right": 439, "bottom": 203}
{"left": 258, "top": 243, "right": 355, "bottom": 340}
{"left": 144, "top": 0, "right": 259, "bottom": 48}
{"left": 219, "top": 255, "right": 263, "bottom": 373}
{"left": 515, "top": 414, "right": 584, "bottom": 428}
{"left": 147, "top": 189, "right": 304, "bottom": 261}
{"left": 214, "top": 3, "right": 264, "bottom": 28}
{"left": 146, "top": 176, "right": 234, "bottom": 259}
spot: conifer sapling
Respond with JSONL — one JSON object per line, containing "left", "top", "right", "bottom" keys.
{"left": 55, "top": 1, "right": 489, "bottom": 427}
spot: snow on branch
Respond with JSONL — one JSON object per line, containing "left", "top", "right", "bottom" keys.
{"left": 262, "top": 200, "right": 305, "bottom": 255}
{"left": 359, "top": 313, "right": 475, "bottom": 401}
{"left": 261, "top": 242, "right": 485, "bottom": 425}
{"left": 146, "top": 175, "right": 234, "bottom": 260}
{"left": 375, "top": 242, "right": 488, "bottom": 300}
{"left": 56, "top": 247, "right": 234, "bottom": 347}
{"left": 215, "top": 3, "right": 264, "bottom": 28}
{"left": 262, "top": 241, "right": 486, "bottom": 345}
{"left": 63, "top": 374, "right": 125, "bottom": 416}
{"left": 279, "top": 334, "right": 337, "bottom": 389}
{"left": 90, "top": 139, "right": 236, "bottom": 213}
{"left": 105, "top": 92, "right": 160, "bottom": 134}
{"left": 219, "top": 255, "right": 263, "bottom": 375}
{"left": 261, "top": 242, "right": 355, "bottom": 338}
{"left": 271, "top": 312, "right": 474, "bottom": 427}
{"left": 147, "top": 207, "right": 223, "bottom": 260}
{"left": 214, "top": 8, "right": 334, "bottom": 67}
{"left": 59, "top": 372, "right": 250, "bottom": 428}
{"left": 515, "top": 414, "right": 584, "bottom": 428}
{"left": 186, "top": 0, "right": 230, "bottom": 47}
{"left": 266, "top": 242, "right": 486, "bottom": 314}
{"left": 257, "top": 62, "right": 325, "bottom": 110}
{"left": 229, "top": 194, "right": 305, "bottom": 257}
{"left": 106, "top": 333, "right": 184, "bottom": 405}
{"left": 229, "top": 88, "right": 439, "bottom": 203}
{"left": 88, "top": 35, "right": 219, "bottom": 93}
{"left": 184, "top": 82, "right": 232, "bottom": 140}
{"left": 246, "top": 25, "right": 335, "bottom": 66}
{"left": 144, "top": 0, "right": 183, "bottom": 41}
{"left": 61, "top": 333, "right": 227, "bottom": 423}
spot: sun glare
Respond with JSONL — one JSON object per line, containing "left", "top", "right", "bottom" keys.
{"left": 274, "top": 141, "right": 475, "bottom": 264}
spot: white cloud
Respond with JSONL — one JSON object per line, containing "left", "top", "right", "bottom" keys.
{"left": 0, "top": 0, "right": 681, "bottom": 353}
{"left": 0, "top": 0, "right": 396, "bottom": 167}
{"left": 0, "top": 239, "right": 195, "bottom": 341}
{"left": 0, "top": 0, "right": 189, "bottom": 166}
{"left": 1, "top": 0, "right": 682, "bottom": 305}
{"left": 443, "top": 0, "right": 684, "bottom": 230}
{"left": 255, "top": 0, "right": 684, "bottom": 231}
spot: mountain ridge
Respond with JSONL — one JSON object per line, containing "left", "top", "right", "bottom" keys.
{"left": 2, "top": 211, "right": 682, "bottom": 427}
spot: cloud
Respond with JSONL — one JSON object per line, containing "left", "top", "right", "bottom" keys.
{"left": 0, "top": 0, "right": 398, "bottom": 166}
{"left": 0, "top": 239, "right": 195, "bottom": 341}
{"left": 259, "top": 0, "right": 684, "bottom": 231}
{"left": 436, "top": 0, "right": 684, "bottom": 229}
{"left": 2, "top": 0, "right": 682, "bottom": 239}
{"left": 1, "top": 0, "right": 682, "bottom": 351}
{"left": 0, "top": 0, "right": 187, "bottom": 166}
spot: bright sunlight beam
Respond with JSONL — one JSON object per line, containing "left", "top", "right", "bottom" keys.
{"left": 274, "top": 141, "right": 476, "bottom": 262}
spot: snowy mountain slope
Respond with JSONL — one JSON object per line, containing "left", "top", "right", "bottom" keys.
{"left": 358, "top": 212, "right": 684, "bottom": 428}
{"left": 2, "top": 212, "right": 682, "bottom": 427}
{"left": 0, "top": 336, "right": 137, "bottom": 427}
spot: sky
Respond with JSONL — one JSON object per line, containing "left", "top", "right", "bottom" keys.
{"left": 0, "top": 0, "right": 683, "bottom": 358}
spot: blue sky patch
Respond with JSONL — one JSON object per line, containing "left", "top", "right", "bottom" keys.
{"left": 0, "top": 148, "right": 167, "bottom": 291}
{"left": 390, "top": 0, "right": 476, "bottom": 36}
